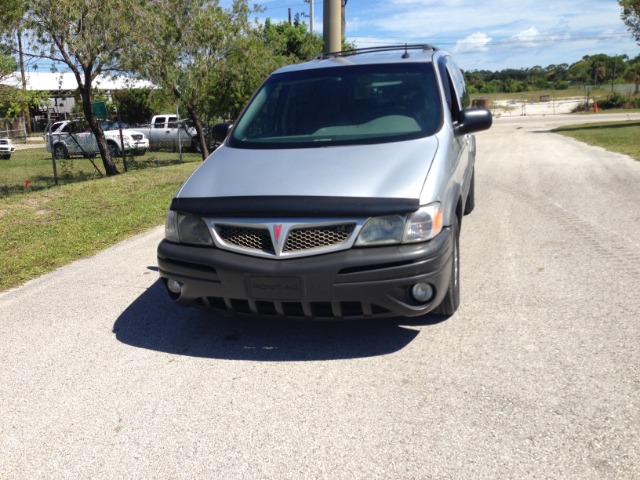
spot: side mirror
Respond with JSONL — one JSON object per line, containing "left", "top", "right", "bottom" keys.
{"left": 456, "top": 108, "right": 492, "bottom": 135}
{"left": 212, "top": 123, "right": 232, "bottom": 144}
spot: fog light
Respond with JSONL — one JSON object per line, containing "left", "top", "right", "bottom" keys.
{"left": 167, "top": 279, "right": 183, "bottom": 294}
{"left": 411, "top": 282, "right": 434, "bottom": 302}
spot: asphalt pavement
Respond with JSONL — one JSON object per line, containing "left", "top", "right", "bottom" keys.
{"left": 1, "top": 113, "right": 639, "bottom": 479}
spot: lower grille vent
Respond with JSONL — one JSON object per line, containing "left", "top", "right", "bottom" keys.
{"left": 202, "top": 297, "right": 391, "bottom": 319}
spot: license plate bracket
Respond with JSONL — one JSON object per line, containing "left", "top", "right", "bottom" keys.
{"left": 248, "top": 276, "right": 302, "bottom": 301}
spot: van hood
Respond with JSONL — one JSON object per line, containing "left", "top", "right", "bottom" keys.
{"left": 176, "top": 137, "right": 438, "bottom": 204}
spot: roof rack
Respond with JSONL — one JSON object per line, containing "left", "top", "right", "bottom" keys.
{"left": 315, "top": 44, "right": 438, "bottom": 61}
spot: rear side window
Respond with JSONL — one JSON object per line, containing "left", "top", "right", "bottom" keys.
{"left": 230, "top": 63, "right": 442, "bottom": 149}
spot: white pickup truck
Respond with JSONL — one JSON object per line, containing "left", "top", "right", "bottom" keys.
{"left": 45, "top": 120, "right": 149, "bottom": 159}
{"left": 0, "top": 138, "right": 16, "bottom": 160}
{"left": 138, "top": 115, "right": 198, "bottom": 151}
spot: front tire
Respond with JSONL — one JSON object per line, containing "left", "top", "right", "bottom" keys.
{"left": 108, "top": 142, "right": 120, "bottom": 158}
{"left": 53, "top": 143, "right": 69, "bottom": 159}
{"left": 433, "top": 217, "right": 460, "bottom": 316}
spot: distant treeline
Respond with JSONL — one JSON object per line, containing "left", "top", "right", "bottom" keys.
{"left": 464, "top": 53, "right": 640, "bottom": 94}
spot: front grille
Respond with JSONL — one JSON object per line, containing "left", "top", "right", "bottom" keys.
{"left": 216, "top": 225, "right": 274, "bottom": 254}
{"left": 284, "top": 224, "right": 355, "bottom": 252}
{"left": 214, "top": 220, "right": 358, "bottom": 258}
{"left": 0, "top": 140, "right": 7, "bottom": 145}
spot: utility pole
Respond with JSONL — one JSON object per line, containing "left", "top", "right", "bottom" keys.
{"left": 342, "top": 0, "right": 347, "bottom": 39}
{"left": 305, "top": 0, "right": 314, "bottom": 34}
{"left": 17, "top": 31, "right": 32, "bottom": 135}
{"left": 323, "top": 0, "right": 341, "bottom": 54}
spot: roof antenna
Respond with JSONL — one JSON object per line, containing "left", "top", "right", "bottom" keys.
{"left": 402, "top": 44, "right": 410, "bottom": 59}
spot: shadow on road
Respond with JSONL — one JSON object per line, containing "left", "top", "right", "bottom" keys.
{"left": 113, "top": 279, "right": 447, "bottom": 361}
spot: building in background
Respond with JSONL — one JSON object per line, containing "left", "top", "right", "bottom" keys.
{"left": 1, "top": 72, "right": 152, "bottom": 135}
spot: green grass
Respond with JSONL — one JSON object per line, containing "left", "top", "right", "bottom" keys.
{"left": 0, "top": 160, "right": 200, "bottom": 291}
{"left": 552, "top": 121, "right": 640, "bottom": 161}
{"left": 1, "top": 145, "right": 202, "bottom": 197}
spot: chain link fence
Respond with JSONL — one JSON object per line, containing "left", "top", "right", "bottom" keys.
{"left": 0, "top": 115, "right": 223, "bottom": 197}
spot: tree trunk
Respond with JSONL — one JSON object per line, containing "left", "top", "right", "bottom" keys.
{"left": 187, "top": 104, "right": 209, "bottom": 160}
{"left": 80, "top": 83, "right": 119, "bottom": 176}
{"left": 172, "top": 85, "right": 209, "bottom": 160}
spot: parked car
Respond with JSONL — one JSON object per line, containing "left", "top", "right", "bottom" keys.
{"left": 0, "top": 138, "right": 15, "bottom": 160}
{"left": 45, "top": 120, "right": 149, "bottom": 158}
{"left": 157, "top": 45, "right": 492, "bottom": 319}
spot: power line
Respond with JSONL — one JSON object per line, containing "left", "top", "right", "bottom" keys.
{"left": 350, "top": 32, "right": 635, "bottom": 47}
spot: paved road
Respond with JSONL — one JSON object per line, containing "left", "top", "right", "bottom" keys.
{"left": 1, "top": 113, "right": 639, "bottom": 479}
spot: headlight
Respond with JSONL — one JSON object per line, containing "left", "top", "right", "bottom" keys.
{"left": 355, "top": 203, "right": 443, "bottom": 247}
{"left": 355, "top": 215, "right": 405, "bottom": 246}
{"left": 165, "top": 211, "right": 179, "bottom": 242}
{"left": 404, "top": 203, "right": 443, "bottom": 242}
{"left": 164, "top": 211, "right": 213, "bottom": 245}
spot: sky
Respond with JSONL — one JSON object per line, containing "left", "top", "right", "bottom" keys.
{"left": 250, "top": 0, "right": 640, "bottom": 71}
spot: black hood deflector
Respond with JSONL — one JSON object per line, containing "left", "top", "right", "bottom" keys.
{"left": 171, "top": 196, "right": 420, "bottom": 218}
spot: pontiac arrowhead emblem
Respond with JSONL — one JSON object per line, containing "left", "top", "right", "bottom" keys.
{"left": 274, "top": 224, "right": 282, "bottom": 242}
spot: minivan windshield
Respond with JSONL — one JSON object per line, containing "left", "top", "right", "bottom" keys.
{"left": 229, "top": 63, "right": 442, "bottom": 149}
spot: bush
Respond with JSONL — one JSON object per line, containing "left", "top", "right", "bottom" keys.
{"left": 598, "top": 92, "right": 626, "bottom": 110}
{"left": 571, "top": 102, "right": 592, "bottom": 113}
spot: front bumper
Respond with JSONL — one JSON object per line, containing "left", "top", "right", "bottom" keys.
{"left": 157, "top": 227, "right": 453, "bottom": 319}
{"left": 125, "top": 140, "right": 149, "bottom": 154}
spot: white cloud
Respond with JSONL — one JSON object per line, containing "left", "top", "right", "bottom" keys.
{"left": 454, "top": 32, "right": 492, "bottom": 53}
{"left": 342, "top": 0, "right": 639, "bottom": 70}
{"left": 512, "top": 26, "right": 543, "bottom": 47}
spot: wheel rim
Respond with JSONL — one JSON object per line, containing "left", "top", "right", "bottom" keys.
{"left": 54, "top": 145, "right": 65, "bottom": 159}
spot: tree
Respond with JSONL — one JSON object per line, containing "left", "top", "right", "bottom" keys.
{"left": 623, "top": 55, "right": 640, "bottom": 93}
{"left": 590, "top": 59, "right": 607, "bottom": 86}
{"left": 1, "top": 0, "right": 36, "bottom": 133}
{"left": 112, "top": 89, "right": 152, "bottom": 125}
{"left": 545, "top": 64, "right": 568, "bottom": 83}
{"left": 620, "top": 0, "right": 640, "bottom": 44}
{"left": 22, "top": 0, "right": 152, "bottom": 175}
{"left": 206, "top": 31, "right": 286, "bottom": 122}
{"left": 206, "top": 17, "right": 325, "bottom": 120}
{"left": 568, "top": 59, "right": 591, "bottom": 86}
{"left": 125, "top": 0, "right": 264, "bottom": 159}
{"left": 260, "top": 16, "right": 324, "bottom": 62}
{"left": 0, "top": 48, "right": 17, "bottom": 82}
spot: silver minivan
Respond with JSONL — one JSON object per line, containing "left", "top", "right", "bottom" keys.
{"left": 158, "top": 45, "right": 492, "bottom": 319}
